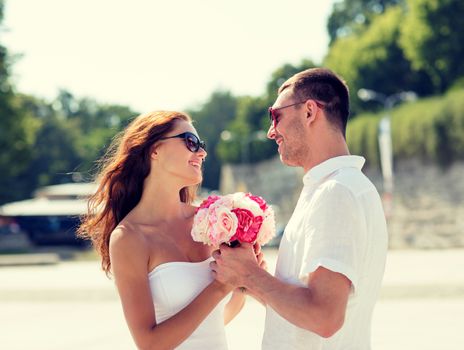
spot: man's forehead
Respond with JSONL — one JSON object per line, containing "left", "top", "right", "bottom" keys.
{"left": 273, "top": 89, "right": 295, "bottom": 107}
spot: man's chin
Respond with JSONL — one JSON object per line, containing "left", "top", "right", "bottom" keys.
{"left": 279, "top": 154, "right": 299, "bottom": 167}
{"left": 279, "top": 154, "right": 284, "bottom": 162}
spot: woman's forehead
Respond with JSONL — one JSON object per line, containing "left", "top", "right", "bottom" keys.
{"left": 171, "top": 119, "right": 198, "bottom": 135}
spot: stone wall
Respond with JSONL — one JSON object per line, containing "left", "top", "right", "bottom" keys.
{"left": 220, "top": 157, "right": 464, "bottom": 249}
{"left": 367, "top": 159, "right": 464, "bottom": 248}
{"left": 220, "top": 157, "right": 304, "bottom": 227}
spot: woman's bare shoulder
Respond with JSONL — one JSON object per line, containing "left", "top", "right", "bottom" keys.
{"left": 110, "top": 221, "right": 148, "bottom": 255}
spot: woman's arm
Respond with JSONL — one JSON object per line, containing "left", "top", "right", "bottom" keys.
{"left": 222, "top": 242, "right": 269, "bottom": 323}
{"left": 223, "top": 288, "right": 246, "bottom": 324}
{"left": 110, "top": 229, "right": 232, "bottom": 350}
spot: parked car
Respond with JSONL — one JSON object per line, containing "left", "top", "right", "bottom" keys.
{"left": 0, "top": 183, "right": 96, "bottom": 246}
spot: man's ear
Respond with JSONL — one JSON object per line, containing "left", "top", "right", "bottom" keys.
{"left": 305, "top": 113, "right": 315, "bottom": 128}
{"left": 305, "top": 100, "right": 318, "bottom": 126}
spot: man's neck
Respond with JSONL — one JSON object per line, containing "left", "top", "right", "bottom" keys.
{"left": 303, "top": 135, "right": 350, "bottom": 173}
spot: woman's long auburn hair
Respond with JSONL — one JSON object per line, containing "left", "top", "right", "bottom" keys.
{"left": 78, "top": 111, "right": 197, "bottom": 275}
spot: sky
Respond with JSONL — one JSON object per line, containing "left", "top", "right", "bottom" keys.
{"left": 3, "top": 0, "right": 336, "bottom": 113}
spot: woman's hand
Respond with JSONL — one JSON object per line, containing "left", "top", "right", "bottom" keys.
{"left": 254, "top": 242, "right": 267, "bottom": 271}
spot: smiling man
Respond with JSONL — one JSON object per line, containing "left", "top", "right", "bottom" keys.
{"left": 212, "top": 68, "right": 388, "bottom": 350}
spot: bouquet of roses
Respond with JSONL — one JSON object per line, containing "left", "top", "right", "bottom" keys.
{"left": 191, "top": 192, "right": 275, "bottom": 247}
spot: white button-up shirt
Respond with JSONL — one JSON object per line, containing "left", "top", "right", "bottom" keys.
{"left": 262, "top": 155, "right": 388, "bottom": 350}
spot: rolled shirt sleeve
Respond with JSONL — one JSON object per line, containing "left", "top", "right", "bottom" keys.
{"left": 298, "top": 182, "right": 367, "bottom": 293}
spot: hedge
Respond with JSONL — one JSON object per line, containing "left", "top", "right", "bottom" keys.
{"left": 346, "top": 88, "right": 464, "bottom": 168}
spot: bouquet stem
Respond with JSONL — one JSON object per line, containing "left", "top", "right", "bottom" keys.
{"left": 229, "top": 240, "right": 240, "bottom": 248}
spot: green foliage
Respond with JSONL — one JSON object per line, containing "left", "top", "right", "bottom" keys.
{"left": 394, "top": 89, "right": 464, "bottom": 166}
{"left": 0, "top": 2, "right": 40, "bottom": 203}
{"left": 391, "top": 96, "right": 441, "bottom": 160}
{"left": 188, "top": 90, "right": 238, "bottom": 190}
{"left": 325, "top": 6, "right": 433, "bottom": 114}
{"left": 399, "top": 0, "right": 464, "bottom": 92}
{"left": 327, "top": 0, "right": 404, "bottom": 44}
{"left": 55, "top": 91, "right": 137, "bottom": 173}
{"left": 0, "top": 89, "right": 138, "bottom": 203}
{"left": 27, "top": 116, "right": 83, "bottom": 187}
{"left": 346, "top": 113, "right": 382, "bottom": 167}
{"left": 216, "top": 95, "right": 276, "bottom": 165}
{"left": 0, "top": 94, "right": 40, "bottom": 203}
{"left": 347, "top": 89, "right": 464, "bottom": 169}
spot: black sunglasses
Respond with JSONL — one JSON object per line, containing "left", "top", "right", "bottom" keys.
{"left": 268, "top": 99, "right": 325, "bottom": 127}
{"left": 160, "top": 132, "right": 206, "bottom": 153}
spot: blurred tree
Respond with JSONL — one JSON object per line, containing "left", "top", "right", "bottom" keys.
{"left": 188, "top": 90, "right": 238, "bottom": 190}
{"left": 1, "top": 94, "right": 84, "bottom": 195}
{"left": 328, "top": 0, "right": 404, "bottom": 44}
{"left": 77, "top": 103, "right": 137, "bottom": 173}
{"left": 54, "top": 89, "right": 136, "bottom": 130}
{"left": 0, "top": 1, "right": 39, "bottom": 204}
{"left": 5, "top": 93, "right": 50, "bottom": 192}
{"left": 325, "top": 6, "right": 433, "bottom": 114}
{"left": 25, "top": 115, "right": 84, "bottom": 188}
{"left": 399, "top": 0, "right": 464, "bottom": 93}
{"left": 217, "top": 95, "right": 275, "bottom": 164}
{"left": 52, "top": 91, "right": 137, "bottom": 172}
{"left": 2, "top": 87, "right": 138, "bottom": 202}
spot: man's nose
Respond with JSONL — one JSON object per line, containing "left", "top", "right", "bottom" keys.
{"left": 267, "top": 123, "right": 276, "bottom": 140}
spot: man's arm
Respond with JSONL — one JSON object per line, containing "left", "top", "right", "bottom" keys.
{"left": 211, "top": 244, "right": 351, "bottom": 338}
{"left": 244, "top": 264, "right": 351, "bottom": 337}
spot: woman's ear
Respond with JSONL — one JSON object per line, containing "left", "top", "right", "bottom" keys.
{"left": 150, "top": 144, "right": 160, "bottom": 160}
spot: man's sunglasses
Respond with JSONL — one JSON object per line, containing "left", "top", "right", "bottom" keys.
{"left": 160, "top": 132, "right": 206, "bottom": 153}
{"left": 268, "top": 100, "right": 325, "bottom": 127}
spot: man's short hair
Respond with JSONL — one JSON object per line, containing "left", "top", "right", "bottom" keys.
{"left": 279, "top": 68, "right": 350, "bottom": 136}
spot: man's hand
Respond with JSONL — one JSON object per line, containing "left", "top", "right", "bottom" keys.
{"left": 210, "top": 242, "right": 260, "bottom": 288}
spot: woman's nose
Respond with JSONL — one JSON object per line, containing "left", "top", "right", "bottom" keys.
{"left": 198, "top": 147, "right": 207, "bottom": 159}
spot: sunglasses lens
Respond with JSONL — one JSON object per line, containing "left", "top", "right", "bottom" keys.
{"left": 268, "top": 108, "right": 277, "bottom": 127}
{"left": 185, "top": 135, "right": 198, "bottom": 152}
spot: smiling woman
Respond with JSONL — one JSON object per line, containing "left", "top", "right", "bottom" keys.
{"left": 78, "top": 110, "right": 202, "bottom": 273}
{"left": 77, "top": 110, "right": 247, "bottom": 350}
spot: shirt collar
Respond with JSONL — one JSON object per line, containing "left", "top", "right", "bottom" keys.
{"left": 302, "top": 155, "right": 365, "bottom": 187}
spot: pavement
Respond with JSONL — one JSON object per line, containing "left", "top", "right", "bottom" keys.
{"left": 1, "top": 248, "right": 463, "bottom": 349}
{"left": 0, "top": 253, "right": 59, "bottom": 266}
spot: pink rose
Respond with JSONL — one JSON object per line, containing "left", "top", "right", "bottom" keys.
{"left": 198, "top": 195, "right": 221, "bottom": 211}
{"left": 257, "top": 207, "right": 276, "bottom": 245}
{"left": 230, "top": 208, "right": 263, "bottom": 243}
{"left": 246, "top": 193, "right": 268, "bottom": 211}
{"left": 207, "top": 205, "right": 238, "bottom": 247}
{"left": 191, "top": 208, "right": 210, "bottom": 244}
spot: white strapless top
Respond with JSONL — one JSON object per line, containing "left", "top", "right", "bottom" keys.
{"left": 148, "top": 258, "right": 228, "bottom": 350}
